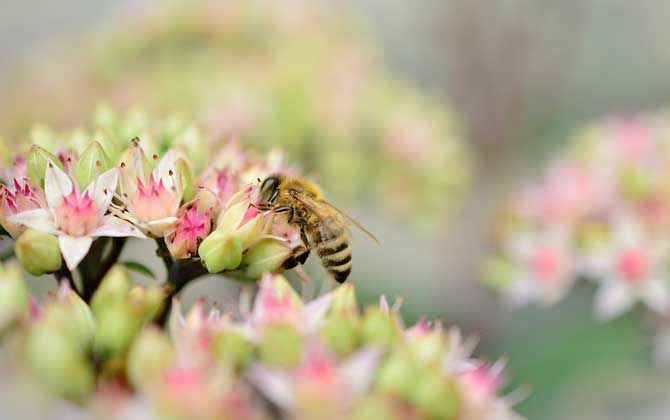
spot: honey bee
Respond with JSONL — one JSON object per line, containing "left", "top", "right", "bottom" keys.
{"left": 256, "top": 174, "right": 377, "bottom": 283}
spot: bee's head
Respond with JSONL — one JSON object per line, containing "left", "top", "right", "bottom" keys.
{"left": 258, "top": 175, "right": 281, "bottom": 207}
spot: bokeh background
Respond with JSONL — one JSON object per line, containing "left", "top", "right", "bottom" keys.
{"left": 1, "top": 1, "right": 669, "bottom": 419}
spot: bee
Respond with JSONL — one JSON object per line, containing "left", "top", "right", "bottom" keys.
{"left": 255, "top": 174, "right": 377, "bottom": 283}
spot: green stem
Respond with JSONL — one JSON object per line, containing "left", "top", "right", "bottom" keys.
{"left": 54, "top": 265, "right": 81, "bottom": 297}
{"left": 81, "top": 237, "right": 127, "bottom": 302}
{"left": 155, "top": 257, "right": 209, "bottom": 327}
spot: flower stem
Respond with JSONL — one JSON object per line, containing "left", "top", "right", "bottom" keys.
{"left": 54, "top": 265, "right": 81, "bottom": 298}
{"left": 155, "top": 257, "right": 209, "bottom": 327}
{"left": 81, "top": 237, "right": 127, "bottom": 302}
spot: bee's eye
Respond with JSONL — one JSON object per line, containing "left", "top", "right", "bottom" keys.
{"left": 260, "top": 177, "right": 280, "bottom": 203}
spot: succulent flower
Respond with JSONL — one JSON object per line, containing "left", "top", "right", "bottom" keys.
{"left": 9, "top": 159, "right": 144, "bottom": 269}
{"left": 488, "top": 111, "right": 670, "bottom": 360}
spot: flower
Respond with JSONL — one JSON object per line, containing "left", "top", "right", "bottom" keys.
{"left": 114, "top": 141, "right": 184, "bottom": 237}
{"left": 0, "top": 178, "right": 46, "bottom": 238}
{"left": 165, "top": 203, "right": 213, "bottom": 259}
{"left": 9, "top": 160, "right": 144, "bottom": 270}
{"left": 589, "top": 218, "right": 669, "bottom": 319}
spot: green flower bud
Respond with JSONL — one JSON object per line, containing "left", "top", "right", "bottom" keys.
{"left": 216, "top": 196, "right": 267, "bottom": 249}
{"left": 259, "top": 324, "right": 303, "bottom": 367}
{"left": 27, "top": 145, "right": 61, "bottom": 187}
{"left": 90, "top": 264, "right": 132, "bottom": 316}
{"left": 407, "top": 329, "right": 445, "bottom": 366}
{"left": 198, "top": 231, "right": 243, "bottom": 273}
{"left": 353, "top": 395, "right": 397, "bottom": 420}
{"left": 127, "top": 326, "right": 175, "bottom": 390}
{"left": 0, "top": 261, "right": 29, "bottom": 330}
{"left": 74, "top": 141, "right": 112, "bottom": 188}
{"left": 128, "top": 285, "right": 166, "bottom": 321}
{"left": 174, "top": 157, "right": 195, "bottom": 202}
{"left": 43, "top": 284, "right": 95, "bottom": 350}
{"left": 415, "top": 374, "right": 460, "bottom": 420}
{"left": 94, "top": 302, "right": 143, "bottom": 358}
{"left": 481, "top": 256, "right": 516, "bottom": 290}
{"left": 26, "top": 324, "right": 94, "bottom": 401}
{"left": 361, "top": 307, "right": 400, "bottom": 349}
{"left": 213, "top": 329, "right": 254, "bottom": 370}
{"left": 329, "top": 283, "right": 359, "bottom": 317}
{"left": 620, "top": 166, "right": 654, "bottom": 201}
{"left": 320, "top": 316, "right": 360, "bottom": 356}
{"left": 241, "top": 238, "right": 293, "bottom": 278}
{"left": 376, "top": 351, "right": 418, "bottom": 399}
{"left": 14, "top": 229, "right": 62, "bottom": 275}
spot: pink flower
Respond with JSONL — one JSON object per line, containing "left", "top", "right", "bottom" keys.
{"left": 501, "top": 228, "right": 576, "bottom": 307}
{"left": 165, "top": 204, "right": 213, "bottom": 259}
{"left": 248, "top": 345, "right": 380, "bottom": 415}
{"left": 0, "top": 178, "right": 46, "bottom": 237}
{"left": 115, "top": 145, "right": 184, "bottom": 237}
{"left": 9, "top": 160, "right": 144, "bottom": 270}
{"left": 590, "top": 218, "right": 669, "bottom": 319}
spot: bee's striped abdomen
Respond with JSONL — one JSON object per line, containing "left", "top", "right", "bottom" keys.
{"left": 315, "top": 234, "right": 352, "bottom": 283}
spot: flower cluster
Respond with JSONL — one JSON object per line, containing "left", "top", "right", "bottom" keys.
{"left": 0, "top": 267, "right": 523, "bottom": 420}
{"left": 1, "top": 116, "right": 304, "bottom": 284}
{"left": 0, "top": 0, "right": 470, "bottom": 227}
{"left": 485, "top": 113, "right": 670, "bottom": 360}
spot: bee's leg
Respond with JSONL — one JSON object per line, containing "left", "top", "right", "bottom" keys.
{"left": 283, "top": 244, "right": 310, "bottom": 269}
{"left": 296, "top": 226, "right": 311, "bottom": 265}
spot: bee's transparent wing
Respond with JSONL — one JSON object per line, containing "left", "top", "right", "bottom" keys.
{"left": 293, "top": 193, "right": 378, "bottom": 243}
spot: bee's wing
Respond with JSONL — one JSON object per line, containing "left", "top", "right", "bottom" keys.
{"left": 293, "top": 193, "right": 378, "bottom": 243}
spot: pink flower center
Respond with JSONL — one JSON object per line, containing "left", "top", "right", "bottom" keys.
{"left": 169, "top": 205, "right": 212, "bottom": 257}
{"left": 1, "top": 179, "right": 43, "bottom": 214}
{"left": 460, "top": 364, "right": 501, "bottom": 401}
{"left": 54, "top": 190, "right": 101, "bottom": 236}
{"left": 258, "top": 291, "right": 299, "bottom": 326}
{"left": 616, "top": 248, "right": 649, "bottom": 283}
{"left": 240, "top": 205, "right": 260, "bottom": 227}
{"left": 530, "top": 247, "right": 563, "bottom": 282}
{"left": 131, "top": 175, "right": 179, "bottom": 222}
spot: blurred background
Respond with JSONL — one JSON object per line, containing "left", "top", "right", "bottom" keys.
{"left": 1, "top": 1, "right": 669, "bottom": 418}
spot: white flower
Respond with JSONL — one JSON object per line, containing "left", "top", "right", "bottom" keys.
{"left": 9, "top": 160, "right": 145, "bottom": 270}
{"left": 589, "top": 218, "right": 669, "bottom": 319}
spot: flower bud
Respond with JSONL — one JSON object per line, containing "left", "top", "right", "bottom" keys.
{"left": 329, "top": 283, "right": 359, "bottom": 318}
{"left": 128, "top": 284, "right": 166, "bottom": 321}
{"left": 406, "top": 321, "right": 446, "bottom": 366}
{"left": 352, "top": 395, "right": 398, "bottom": 420}
{"left": 259, "top": 324, "right": 303, "bottom": 367}
{"left": 320, "top": 316, "right": 360, "bottom": 356}
{"left": 415, "top": 374, "right": 460, "bottom": 419}
{"left": 241, "top": 238, "right": 293, "bottom": 278}
{"left": 14, "top": 229, "right": 62, "bottom": 275}
{"left": 216, "top": 194, "right": 267, "bottom": 249}
{"left": 26, "top": 324, "right": 94, "bottom": 401}
{"left": 481, "top": 256, "right": 516, "bottom": 290}
{"left": 74, "top": 141, "right": 112, "bottom": 188}
{"left": 27, "top": 145, "right": 61, "bottom": 187}
{"left": 42, "top": 282, "right": 95, "bottom": 350}
{"left": 90, "top": 264, "right": 132, "bottom": 316}
{"left": 198, "top": 231, "right": 243, "bottom": 273}
{"left": 213, "top": 329, "right": 254, "bottom": 370}
{"left": 376, "top": 351, "right": 420, "bottom": 399}
{"left": 0, "top": 261, "right": 29, "bottom": 330}
{"left": 93, "top": 302, "right": 143, "bottom": 358}
{"left": 360, "top": 307, "right": 400, "bottom": 349}
{"left": 127, "top": 326, "right": 175, "bottom": 390}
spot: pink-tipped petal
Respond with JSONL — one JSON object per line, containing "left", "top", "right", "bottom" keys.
{"left": 90, "top": 216, "right": 146, "bottom": 238}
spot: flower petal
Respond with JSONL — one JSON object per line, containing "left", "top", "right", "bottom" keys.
{"left": 639, "top": 277, "right": 670, "bottom": 314}
{"left": 300, "top": 293, "right": 333, "bottom": 334}
{"left": 340, "top": 348, "right": 381, "bottom": 399}
{"left": 84, "top": 167, "right": 118, "bottom": 217}
{"left": 146, "top": 217, "right": 179, "bottom": 237}
{"left": 8, "top": 209, "right": 58, "bottom": 234}
{"left": 89, "top": 216, "right": 146, "bottom": 239}
{"left": 246, "top": 365, "right": 294, "bottom": 410}
{"left": 45, "top": 159, "right": 73, "bottom": 208}
{"left": 593, "top": 281, "right": 635, "bottom": 320}
{"left": 59, "top": 235, "right": 93, "bottom": 271}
